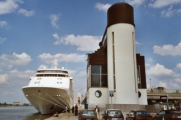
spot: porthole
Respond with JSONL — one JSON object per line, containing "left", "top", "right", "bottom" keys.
{"left": 138, "top": 91, "right": 141, "bottom": 98}
{"left": 95, "top": 90, "right": 102, "bottom": 98}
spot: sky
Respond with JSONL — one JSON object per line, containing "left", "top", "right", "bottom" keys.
{"left": 1, "top": 0, "right": 181, "bottom": 104}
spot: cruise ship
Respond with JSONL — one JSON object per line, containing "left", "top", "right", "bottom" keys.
{"left": 22, "top": 59, "right": 74, "bottom": 114}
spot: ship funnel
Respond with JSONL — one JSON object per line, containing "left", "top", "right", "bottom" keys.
{"left": 62, "top": 67, "right": 64, "bottom": 70}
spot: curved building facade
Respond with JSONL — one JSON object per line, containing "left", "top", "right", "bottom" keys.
{"left": 86, "top": 2, "right": 147, "bottom": 111}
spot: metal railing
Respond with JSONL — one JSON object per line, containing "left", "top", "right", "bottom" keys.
{"left": 147, "top": 89, "right": 181, "bottom": 94}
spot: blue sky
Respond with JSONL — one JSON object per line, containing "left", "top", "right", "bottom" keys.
{"left": 1, "top": 0, "right": 181, "bottom": 103}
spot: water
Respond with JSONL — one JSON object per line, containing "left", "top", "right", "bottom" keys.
{"left": 0, "top": 106, "right": 51, "bottom": 120}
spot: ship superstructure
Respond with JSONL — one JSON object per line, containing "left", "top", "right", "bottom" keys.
{"left": 22, "top": 59, "right": 74, "bottom": 114}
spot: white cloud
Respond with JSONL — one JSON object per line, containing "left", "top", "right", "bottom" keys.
{"left": 146, "top": 63, "right": 181, "bottom": 89}
{"left": 145, "top": 63, "right": 152, "bottom": 68}
{"left": 78, "top": 71, "right": 86, "bottom": 78}
{"left": 170, "top": 81, "right": 180, "bottom": 88}
{"left": 0, "top": 37, "right": 7, "bottom": 44}
{"left": 0, "top": 74, "right": 9, "bottom": 84}
{"left": 148, "top": 0, "right": 181, "bottom": 8}
{"left": 68, "top": 69, "right": 76, "bottom": 76}
{"left": 18, "top": 8, "right": 35, "bottom": 17}
{"left": 175, "top": 78, "right": 181, "bottom": 83}
{"left": 53, "top": 33, "right": 101, "bottom": 51}
{"left": 161, "top": 5, "right": 176, "bottom": 17}
{"left": 146, "top": 63, "right": 178, "bottom": 78}
{"left": 153, "top": 42, "right": 181, "bottom": 56}
{"left": 0, "top": 21, "right": 8, "bottom": 28}
{"left": 0, "top": 52, "right": 32, "bottom": 68}
{"left": 158, "top": 81, "right": 167, "bottom": 88}
{"left": 38, "top": 53, "right": 86, "bottom": 63}
{"left": 176, "top": 63, "right": 181, "bottom": 69}
{"left": 148, "top": 58, "right": 154, "bottom": 63}
{"left": 9, "top": 69, "right": 35, "bottom": 78}
{"left": 135, "top": 41, "right": 143, "bottom": 47}
{"left": 177, "top": 9, "right": 181, "bottom": 13}
{"left": 95, "top": 3, "right": 111, "bottom": 12}
{"left": 3, "top": 91, "right": 14, "bottom": 95}
{"left": 0, "top": 0, "right": 23, "bottom": 15}
{"left": 50, "top": 14, "right": 60, "bottom": 29}
{"left": 125, "top": 0, "right": 145, "bottom": 6}
{"left": 38, "top": 65, "right": 48, "bottom": 69}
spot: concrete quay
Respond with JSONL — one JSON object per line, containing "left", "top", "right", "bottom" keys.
{"left": 45, "top": 112, "right": 78, "bottom": 120}
{"left": 45, "top": 111, "right": 156, "bottom": 120}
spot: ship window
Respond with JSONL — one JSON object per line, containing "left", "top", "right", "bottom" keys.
{"left": 60, "top": 82, "right": 62, "bottom": 84}
{"left": 57, "top": 82, "right": 59, "bottom": 84}
{"left": 38, "top": 70, "right": 68, "bottom": 74}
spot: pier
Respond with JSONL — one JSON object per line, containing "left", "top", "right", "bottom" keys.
{"left": 45, "top": 112, "right": 78, "bottom": 120}
{"left": 44, "top": 111, "right": 138, "bottom": 120}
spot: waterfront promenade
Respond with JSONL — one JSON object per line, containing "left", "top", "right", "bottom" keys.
{"left": 45, "top": 112, "right": 78, "bottom": 120}
{"left": 45, "top": 112, "right": 131, "bottom": 120}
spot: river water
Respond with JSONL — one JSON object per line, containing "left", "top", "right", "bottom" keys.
{"left": 0, "top": 106, "right": 51, "bottom": 120}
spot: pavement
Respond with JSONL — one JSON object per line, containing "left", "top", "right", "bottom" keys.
{"left": 68, "top": 116, "right": 78, "bottom": 120}
{"left": 45, "top": 111, "right": 155, "bottom": 120}
{"left": 45, "top": 112, "right": 78, "bottom": 120}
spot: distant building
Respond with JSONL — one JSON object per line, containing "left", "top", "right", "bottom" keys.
{"left": 13, "top": 100, "right": 23, "bottom": 106}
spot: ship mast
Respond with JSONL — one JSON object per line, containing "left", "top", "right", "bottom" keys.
{"left": 51, "top": 59, "right": 58, "bottom": 69}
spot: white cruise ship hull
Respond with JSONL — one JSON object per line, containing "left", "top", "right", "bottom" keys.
{"left": 22, "top": 86, "right": 73, "bottom": 114}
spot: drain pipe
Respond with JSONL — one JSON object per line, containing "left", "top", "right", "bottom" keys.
{"left": 166, "top": 95, "right": 169, "bottom": 110}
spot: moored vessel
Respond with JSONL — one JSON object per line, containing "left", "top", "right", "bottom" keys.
{"left": 22, "top": 59, "right": 74, "bottom": 114}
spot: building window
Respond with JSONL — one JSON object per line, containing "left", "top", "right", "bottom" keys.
{"left": 112, "top": 32, "right": 116, "bottom": 91}
{"left": 138, "top": 91, "right": 141, "bottom": 98}
{"left": 137, "top": 65, "right": 141, "bottom": 88}
{"left": 91, "top": 75, "right": 100, "bottom": 87}
{"left": 132, "top": 32, "right": 137, "bottom": 93}
{"left": 91, "top": 65, "right": 107, "bottom": 87}
{"left": 95, "top": 90, "right": 102, "bottom": 98}
{"left": 91, "top": 65, "right": 100, "bottom": 74}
